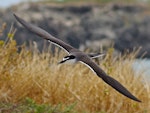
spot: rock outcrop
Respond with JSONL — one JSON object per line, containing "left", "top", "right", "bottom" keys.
{"left": 0, "top": 3, "right": 150, "bottom": 58}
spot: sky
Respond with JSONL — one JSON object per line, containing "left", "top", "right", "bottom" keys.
{"left": 0, "top": 0, "right": 24, "bottom": 7}
{"left": 0, "top": 0, "right": 39, "bottom": 8}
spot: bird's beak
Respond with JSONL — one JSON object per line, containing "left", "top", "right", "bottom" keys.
{"left": 57, "top": 60, "right": 65, "bottom": 64}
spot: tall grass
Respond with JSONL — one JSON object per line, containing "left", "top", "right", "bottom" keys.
{"left": 0, "top": 25, "right": 150, "bottom": 113}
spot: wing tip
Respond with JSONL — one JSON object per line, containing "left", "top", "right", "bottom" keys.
{"left": 13, "top": 13, "right": 25, "bottom": 25}
{"left": 133, "top": 98, "right": 142, "bottom": 102}
{"left": 13, "top": 13, "right": 20, "bottom": 22}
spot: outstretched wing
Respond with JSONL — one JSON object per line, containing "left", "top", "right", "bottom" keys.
{"left": 14, "top": 14, "right": 75, "bottom": 53}
{"left": 80, "top": 57, "right": 141, "bottom": 102}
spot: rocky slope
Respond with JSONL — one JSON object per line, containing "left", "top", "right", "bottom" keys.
{"left": 0, "top": 3, "right": 150, "bottom": 58}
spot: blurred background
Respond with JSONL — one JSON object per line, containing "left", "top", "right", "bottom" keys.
{"left": 0, "top": 0, "right": 150, "bottom": 81}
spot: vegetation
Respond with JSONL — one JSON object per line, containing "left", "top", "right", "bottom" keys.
{"left": 0, "top": 24, "right": 149, "bottom": 113}
{"left": 0, "top": 97, "right": 76, "bottom": 113}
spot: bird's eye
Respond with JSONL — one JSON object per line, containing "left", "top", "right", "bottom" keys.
{"left": 63, "top": 55, "right": 75, "bottom": 60}
{"left": 69, "top": 55, "right": 75, "bottom": 59}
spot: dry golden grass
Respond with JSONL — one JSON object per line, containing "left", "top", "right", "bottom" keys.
{"left": 0, "top": 27, "right": 150, "bottom": 113}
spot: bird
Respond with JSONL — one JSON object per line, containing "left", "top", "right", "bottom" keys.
{"left": 14, "top": 13, "right": 141, "bottom": 102}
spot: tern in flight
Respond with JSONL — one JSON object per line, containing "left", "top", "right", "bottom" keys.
{"left": 14, "top": 14, "right": 141, "bottom": 102}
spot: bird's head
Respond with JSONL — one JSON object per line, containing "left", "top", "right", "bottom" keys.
{"left": 58, "top": 55, "right": 76, "bottom": 64}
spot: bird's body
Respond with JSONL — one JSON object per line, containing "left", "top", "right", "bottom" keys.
{"left": 14, "top": 14, "right": 141, "bottom": 102}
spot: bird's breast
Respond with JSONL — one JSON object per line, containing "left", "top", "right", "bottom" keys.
{"left": 66, "top": 59, "right": 77, "bottom": 64}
